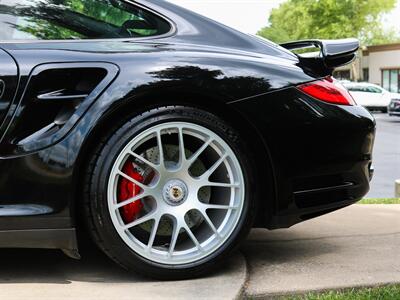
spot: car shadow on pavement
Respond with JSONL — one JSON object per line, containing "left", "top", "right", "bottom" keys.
{"left": 0, "top": 245, "right": 148, "bottom": 284}
{"left": 0, "top": 242, "right": 240, "bottom": 285}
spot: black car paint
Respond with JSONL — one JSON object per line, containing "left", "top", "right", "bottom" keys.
{"left": 0, "top": 0, "right": 375, "bottom": 253}
{"left": 280, "top": 39, "right": 360, "bottom": 77}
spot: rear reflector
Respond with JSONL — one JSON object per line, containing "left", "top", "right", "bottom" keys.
{"left": 298, "top": 77, "right": 356, "bottom": 106}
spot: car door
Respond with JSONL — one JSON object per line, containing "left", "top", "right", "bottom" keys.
{"left": 379, "top": 91, "right": 392, "bottom": 106}
{"left": 350, "top": 88, "right": 377, "bottom": 107}
{"left": 348, "top": 90, "right": 369, "bottom": 107}
{"left": 364, "top": 86, "right": 385, "bottom": 107}
{"left": 0, "top": 49, "right": 18, "bottom": 127}
{"left": 363, "top": 90, "right": 377, "bottom": 107}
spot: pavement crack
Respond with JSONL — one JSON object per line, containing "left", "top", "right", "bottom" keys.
{"left": 236, "top": 249, "right": 251, "bottom": 300}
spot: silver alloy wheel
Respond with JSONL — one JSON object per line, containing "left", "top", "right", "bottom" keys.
{"left": 107, "top": 122, "right": 245, "bottom": 265}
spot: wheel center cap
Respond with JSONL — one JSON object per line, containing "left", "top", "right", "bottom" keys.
{"left": 163, "top": 179, "right": 188, "bottom": 205}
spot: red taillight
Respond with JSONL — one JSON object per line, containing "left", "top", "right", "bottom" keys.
{"left": 298, "top": 77, "right": 356, "bottom": 106}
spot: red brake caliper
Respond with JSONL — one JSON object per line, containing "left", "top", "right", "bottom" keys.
{"left": 118, "top": 160, "right": 144, "bottom": 223}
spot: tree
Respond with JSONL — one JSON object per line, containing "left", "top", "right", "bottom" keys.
{"left": 5, "top": 0, "right": 149, "bottom": 40}
{"left": 258, "top": 0, "right": 399, "bottom": 45}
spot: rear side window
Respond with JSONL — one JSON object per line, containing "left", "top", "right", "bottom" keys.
{"left": 365, "top": 86, "right": 383, "bottom": 93}
{"left": 0, "top": 0, "right": 171, "bottom": 40}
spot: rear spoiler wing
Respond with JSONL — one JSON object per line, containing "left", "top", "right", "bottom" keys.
{"left": 280, "top": 38, "right": 359, "bottom": 76}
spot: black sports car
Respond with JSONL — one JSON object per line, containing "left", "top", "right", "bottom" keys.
{"left": 0, "top": 0, "right": 375, "bottom": 279}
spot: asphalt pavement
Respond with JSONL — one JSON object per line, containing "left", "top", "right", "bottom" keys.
{"left": 366, "top": 113, "right": 400, "bottom": 198}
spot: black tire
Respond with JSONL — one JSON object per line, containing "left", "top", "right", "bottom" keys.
{"left": 83, "top": 106, "right": 257, "bottom": 280}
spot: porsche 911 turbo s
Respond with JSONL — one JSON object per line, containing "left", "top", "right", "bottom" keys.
{"left": 0, "top": 0, "right": 375, "bottom": 279}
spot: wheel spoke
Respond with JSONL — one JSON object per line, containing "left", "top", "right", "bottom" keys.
{"left": 168, "top": 221, "right": 180, "bottom": 256}
{"left": 117, "top": 170, "right": 148, "bottom": 191}
{"left": 156, "top": 130, "right": 165, "bottom": 168}
{"left": 114, "top": 192, "right": 148, "bottom": 209}
{"left": 187, "top": 138, "right": 212, "bottom": 164}
{"left": 123, "top": 212, "right": 157, "bottom": 230}
{"left": 117, "top": 170, "right": 149, "bottom": 191}
{"left": 201, "top": 153, "right": 228, "bottom": 179}
{"left": 178, "top": 127, "right": 186, "bottom": 166}
{"left": 199, "top": 210, "right": 220, "bottom": 238}
{"left": 183, "top": 224, "right": 202, "bottom": 252}
{"left": 203, "top": 182, "right": 240, "bottom": 188}
{"left": 202, "top": 203, "right": 239, "bottom": 210}
{"left": 147, "top": 217, "right": 160, "bottom": 252}
{"left": 128, "top": 150, "right": 159, "bottom": 171}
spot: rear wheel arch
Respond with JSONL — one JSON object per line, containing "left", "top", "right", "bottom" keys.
{"left": 72, "top": 91, "right": 277, "bottom": 229}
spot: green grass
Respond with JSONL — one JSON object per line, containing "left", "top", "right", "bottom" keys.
{"left": 284, "top": 285, "right": 400, "bottom": 300}
{"left": 358, "top": 198, "right": 400, "bottom": 204}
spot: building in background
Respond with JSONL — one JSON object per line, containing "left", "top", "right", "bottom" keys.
{"left": 333, "top": 43, "right": 400, "bottom": 93}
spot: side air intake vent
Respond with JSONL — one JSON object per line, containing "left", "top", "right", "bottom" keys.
{"left": 1, "top": 62, "right": 119, "bottom": 156}
{"left": 15, "top": 68, "right": 106, "bottom": 144}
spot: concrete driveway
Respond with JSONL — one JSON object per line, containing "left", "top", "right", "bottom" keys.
{"left": 0, "top": 248, "right": 246, "bottom": 300}
{"left": 243, "top": 204, "right": 400, "bottom": 298}
{"left": 0, "top": 205, "right": 399, "bottom": 299}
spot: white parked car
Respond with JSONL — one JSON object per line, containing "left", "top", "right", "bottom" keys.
{"left": 342, "top": 82, "right": 392, "bottom": 112}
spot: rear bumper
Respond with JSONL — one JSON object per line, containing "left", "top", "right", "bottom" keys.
{"left": 268, "top": 160, "right": 373, "bottom": 229}
{"left": 269, "top": 101, "right": 375, "bottom": 228}
{"left": 231, "top": 87, "right": 376, "bottom": 229}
